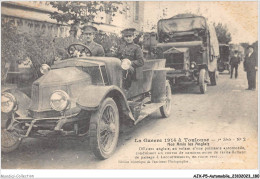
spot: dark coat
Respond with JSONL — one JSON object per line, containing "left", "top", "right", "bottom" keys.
{"left": 84, "top": 41, "right": 105, "bottom": 57}
{"left": 230, "top": 56, "right": 240, "bottom": 66}
{"left": 244, "top": 53, "right": 257, "bottom": 73}
{"left": 116, "top": 42, "right": 144, "bottom": 68}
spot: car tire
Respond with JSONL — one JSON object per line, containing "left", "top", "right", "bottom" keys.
{"left": 209, "top": 71, "right": 218, "bottom": 86}
{"left": 1, "top": 128, "right": 21, "bottom": 153}
{"left": 199, "top": 69, "right": 207, "bottom": 94}
{"left": 160, "top": 80, "right": 172, "bottom": 118}
{"left": 89, "top": 97, "right": 119, "bottom": 160}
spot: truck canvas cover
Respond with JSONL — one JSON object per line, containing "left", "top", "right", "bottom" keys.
{"left": 158, "top": 16, "right": 206, "bottom": 34}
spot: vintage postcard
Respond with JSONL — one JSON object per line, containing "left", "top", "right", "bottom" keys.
{"left": 1, "top": 1, "right": 259, "bottom": 178}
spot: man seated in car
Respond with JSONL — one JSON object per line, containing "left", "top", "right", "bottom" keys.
{"left": 81, "top": 25, "right": 105, "bottom": 57}
{"left": 116, "top": 28, "right": 144, "bottom": 90}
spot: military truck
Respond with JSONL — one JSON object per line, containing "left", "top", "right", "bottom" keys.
{"left": 144, "top": 14, "right": 220, "bottom": 94}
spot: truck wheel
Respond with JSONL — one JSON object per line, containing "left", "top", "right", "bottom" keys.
{"left": 199, "top": 69, "right": 207, "bottom": 94}
{"left": 209, "top": 71, "right": 218, "bottom": 86}
{"left": 160, "top": 80, "right": 172, "bottom": 118}
{"left": 1, "top": 129, "right": 21, "bottom": 153}
{"left": 89, "top": 97, "right": 119, "bottom": 159}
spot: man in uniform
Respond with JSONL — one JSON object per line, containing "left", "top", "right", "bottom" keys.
{"left": 53, "top": 24, "right": 81, "bottom": 61}
{"left": 244, "top": 45, "right": 258, "bottom": 90}
{"left": 69, "top": 23, "right": 80, "bottom": 39}
{"left": 117, "top": 28, "right": 144, "bottom": 89}
{"left": 229, "top": 50, "right": 241, "bottom": 79}
{"left": 81, "top": 25, "right": 105, "bottom": 57}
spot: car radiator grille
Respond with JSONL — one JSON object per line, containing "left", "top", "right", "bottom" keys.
{"left": 165, "top": 53, "right": 184, "bottom": 70}
{"left": 30, "top": 83, "right": 39, "bottom": 110}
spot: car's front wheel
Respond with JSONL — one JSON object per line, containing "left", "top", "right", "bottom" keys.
{"left": 89, "top": 97, "right": 119, "bottom": 159}
{"left": 160, "top": 80, "right": 172, "bottom": 118}
{"left": 199, "top": 69, "right": 207, "bottom": 94}
{"left": 1, "top": 129, "right": 21, "bottom": 153}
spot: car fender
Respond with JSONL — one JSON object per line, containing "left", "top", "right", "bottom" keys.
{"left": 76, "top": 85, "right": 135, "bottom": 121}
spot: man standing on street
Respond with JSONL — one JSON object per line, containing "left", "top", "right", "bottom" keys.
{"left": 81, "top": 25, "right": 105, "bottom": 57}
{"left": 230, "top": 50, "right": 240, "bottom": 79}
{"left": 244, "top": 45, "right": 258, "bottom": 90}
{"left": 116, "top": 28, "right": 144, "bottom": 89}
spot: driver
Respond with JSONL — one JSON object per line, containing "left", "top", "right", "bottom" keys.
{"left": 81, "top": 25, "right": 105, "bottom": 57}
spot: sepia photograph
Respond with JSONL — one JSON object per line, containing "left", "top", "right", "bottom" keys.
{"left": 1, "top": 1, "right": 259, "bottom": 178}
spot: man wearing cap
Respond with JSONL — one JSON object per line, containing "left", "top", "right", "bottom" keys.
{"left": 117, "top": 28, "right": 144, "bottom": 89}
{"left": 53, "top": 24, "right": 81, "bottom": 61}
{"left": 81, "top": 25, "right": 105, "bottom": 57}
{"left": 244, "top": 45, "right": 258, "bottom": 90}
{"left": 229, "top": 50, "right": 241, "bottom": 79}
{"left": 68, "top": 21, "right": 81, "bottom": 39}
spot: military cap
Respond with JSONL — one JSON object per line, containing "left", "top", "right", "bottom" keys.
{"left": 121, "top": 28, "right": 136, "bottom": 37}
{"left": 82, "top": 25, "right": 98, "bottom": 34}
{"left": 69, "top": 24, "right": 79, "bottom": 32}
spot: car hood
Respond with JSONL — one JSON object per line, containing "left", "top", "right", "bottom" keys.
{"left": 34, "top": 67, "right": 89, "bottom": 86}
{"left": 30, "top": 67, "right": 91, "bottom": 112}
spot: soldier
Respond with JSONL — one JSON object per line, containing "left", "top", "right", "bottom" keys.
{"left": 244, "top": 45, "right": 258, "bottom": 90}
{"left": 53, "top": 24, "right": 81, "bottom": 61}
{"left": 229, "top": 50, "right": 240, "bottom": 79}
{"left": 117, "top": 28, "right": 144, "bottom": 89}
{"left": 81, "top": 25, "right": 105, "bottom": 57}
{"left": 69, "top": 23, "right": 80, "bottom": 39}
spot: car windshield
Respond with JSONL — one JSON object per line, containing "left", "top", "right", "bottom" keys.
{"left": 158, "top": 17, "right": 206, "bottom": 33}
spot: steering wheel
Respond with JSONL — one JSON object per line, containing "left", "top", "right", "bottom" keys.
{"left": 68, "top": 43, "right": 92, "bottom": 57}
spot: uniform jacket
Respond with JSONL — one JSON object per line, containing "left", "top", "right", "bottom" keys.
{"left": 117, "top": 42, "right": 144, "bottom": 68}
{"left": 244, "top": 52, "right": 257, "bottom": 72}
{"left": 85, "top": 41, "right": 105, "bottom": 57}
{"left": 230, "top": 56, "right": 240, "bottom": 65}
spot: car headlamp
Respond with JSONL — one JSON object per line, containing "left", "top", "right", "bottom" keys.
{"left": 40, "top": 64, "right": 50, "bottom": 75}
{"left": 121, "top": 59, "right": 132, "bottom": 70}
{"left": 1, "top": 92, "right": 17, "bottom": 113}
{"left": 191, "top": 62, "right": 196, "bottom": 69}
{"left": 50, "top": 90, "right": 70, "bottom": 112}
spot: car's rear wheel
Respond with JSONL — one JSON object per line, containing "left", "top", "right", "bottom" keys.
{"left": 199, "top": 69, "right": 207, "bottom": 94}
{"left": 1, "top": 129, "right": 21, "bottom": 153}
{"left": 160, "top": 80, "right": 172, "bottom": 118}
{"left": 89, "top": 98, "right": 119, "bottom": 159}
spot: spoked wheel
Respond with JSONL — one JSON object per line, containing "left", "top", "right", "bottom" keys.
{"left": 199, "top": 69, "right": 207, "bottom": 94}
{"left": 89, "top": 98, "right": 119, "bottom": 159}
{"left": 1, "top": 129, "right": 21, "bottom": 153}
{"left": 160, "top": 80, "right": 172, "bottom": 118}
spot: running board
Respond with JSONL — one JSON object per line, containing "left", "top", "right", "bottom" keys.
{"left": 134, "top": 102, "right": 164, "bottom": 125}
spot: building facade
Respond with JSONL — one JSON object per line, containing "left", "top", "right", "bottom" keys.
{"left": 1, "top": 1, "right": 145, "bottom": 36}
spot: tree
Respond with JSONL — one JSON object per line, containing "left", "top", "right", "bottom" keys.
{"left": 1, "top": 21, "right": 56, "bottom": 82}
{"left": 49, "top": 1, "right": 125, "bottom": 25}
{"left": 214, "top": 23, "right": 232, "bottom": 44}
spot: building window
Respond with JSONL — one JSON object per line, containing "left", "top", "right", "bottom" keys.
{"left": 134, "top": 2, "right": 139, "bottom": 22}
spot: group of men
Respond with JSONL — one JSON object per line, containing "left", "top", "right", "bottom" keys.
{"left": 68, "top": 24, "right": 144, "bottom": 89}
{"left": 229, "top": 46, "right": 257, "bottom": 91}
{"left": 68, "top": 24, "right": 258, "bottom": 91}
